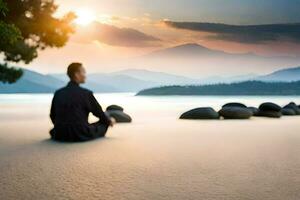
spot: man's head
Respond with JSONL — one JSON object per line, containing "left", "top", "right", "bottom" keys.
{"left": 67, "top": 62, "right": 86, "bottom": 84}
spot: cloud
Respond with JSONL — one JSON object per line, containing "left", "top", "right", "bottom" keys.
{"left": 163, "top": 21, "right": 300, "bottom": 44}
{"left": 76, "top": 22, "right": 161, "bottom": 47}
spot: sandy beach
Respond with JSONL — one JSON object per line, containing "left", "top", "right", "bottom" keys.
{"left": 1, "top": 94, "right": 300, "bottom": 200}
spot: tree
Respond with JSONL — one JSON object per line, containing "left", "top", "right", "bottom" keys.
{"left": 0, "top": 0, "right": 23, "bottom": 83}
{"left": 0, "top": 0, "right": 75, "bottom": 83}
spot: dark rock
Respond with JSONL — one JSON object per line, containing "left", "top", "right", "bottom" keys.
{"left": 106, "top": 104, "right": 124, "bottom": 112}
{"left": 283, "top": 102, "right": 300, "bottom": 115}
{"left": 257, "top": 110, "right": 282, "bottom": 118}
{"left": 259, "top": 102, "right": 281, "bottom": 112}
{"left": 248, "top": 107, "right": 259, "bottom": 116}
{"left": 219, "top": 107, "right": 252, "bottom": 119}
{"left": 222, "top": 102, "right": 247, "bottom": 108}
{"left": 180, "top": 107, "right": 219, "bottom": 120}
{"left": 107, "top": 110, "right": 132, "bottom": 123}
{"left": 281, "top": 108, "right": 296, "bottom": 116}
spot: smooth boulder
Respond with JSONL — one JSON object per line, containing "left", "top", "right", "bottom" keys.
{"left": 283, "top": 102, "right": 300, "bottom": 115}
{"left": 281, "top": 108, "right": 296, "bottom": 116}
{"left": 180, "top": 107, "right": 219, "bottom": 120}
{"left": 106, "top": 104, "right": 124, "bottom": 112}
{"left": 259, "top": 102, "right": 281, "bottom": 112}
{"left": 248, "top": 107, "right": 259, "bottom": 116}
{"left": 219, "top": 107, "right": 252, "bottom": 119}
{"left": 257, "top": 110, "right": 282, "bottom": 118}
{"left": 107, "top": 110, "right": 132, "bottom": 123}
{"left": 222, "top": 102, "right": 247, "bottom": 108}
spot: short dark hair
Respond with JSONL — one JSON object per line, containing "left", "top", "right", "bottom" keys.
{"left": 67, "top": 62, "right": 82, "bottom": 79}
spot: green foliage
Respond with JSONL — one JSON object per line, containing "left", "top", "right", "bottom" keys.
{"left": 0, "top": 0, "right": 75, "bottom": 83}
{"left": 0, "top": 0, "right": 75, "bottom": 63}
{"left": 0, "top": 0, "right": 22, "bottom": 46}
{"left": 0, "top": 22, "right": 22, "bottom": 46}
{"left": 137, "top": 81, "right": 300, "bottom": 96}
{"left": 0, "top": 63, "right": 23, "bottom": 83}
{"left": 0, "top": 0, "right": 8, "bottom": 14}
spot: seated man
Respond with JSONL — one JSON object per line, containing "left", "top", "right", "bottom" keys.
{"left": 50, "top": 62, "right": 113, "bottom": 142}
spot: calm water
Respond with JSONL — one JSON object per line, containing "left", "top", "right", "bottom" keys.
{"left": 1, "top": 93, "right": 300, "bottom": 122}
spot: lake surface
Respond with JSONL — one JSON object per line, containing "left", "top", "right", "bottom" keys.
{"left": 1, "top": 93, "right": 300, "bottom": 200}
{"left": 1, "top": 93, "right": 300, "bottom": 122}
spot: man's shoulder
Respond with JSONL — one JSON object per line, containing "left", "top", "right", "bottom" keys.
{"left": 54, "top": 85, "right": 93, "bottom": 97}
{"left": 54, "top": 87, "right": 65, "bottom": 95}
{"left": 78, "top": 86, "right": 93, "bottom": 94}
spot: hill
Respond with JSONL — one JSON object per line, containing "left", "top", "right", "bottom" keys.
{"left": 0, "top": 69, "right": 65, "bottom": 93}
{"left": 110, "top": 69, "right": 200, "bottom": 85}
{"left": 0, "top": 69, "right": 120, "bottom": 93}
{"left": 49, "top": 73, "right": 158, "bottom": 92}
{"left": 134, "top": 43, "right": 300, "bottom": 76}
{"left": 2, "top": 65, "right": 300, "bottom": 94}
{"left": 257, "top": 66, "right": 300, "bottom": 82}
{"left": 136, "top": 81, "right": 300, "bottom": 96}
{"left": 146, "top": 43, "right": 226, "bottom": 57}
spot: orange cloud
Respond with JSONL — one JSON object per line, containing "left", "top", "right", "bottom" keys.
{"left": 74, "top": 21, "right": 162, "bottom": 47}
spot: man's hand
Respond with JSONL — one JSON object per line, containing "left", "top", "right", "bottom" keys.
{"left": 109, "top": 118, "right": 116, "bottom": 127}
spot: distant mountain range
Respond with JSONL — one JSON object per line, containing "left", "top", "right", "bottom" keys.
{"left": 257, "top": 67, "right": 300, "bottom": 82}
{"left": 132, "top": 43, "right": 300, "bottom": 76}
{"left": 0, "top": 65, "right": 300, "bottom": 94}
{"left": 2, "top": 43, "right": 300, "bottom": 94}
{"left": 146, "top": 43, "right": 249, "bottom": 58}
{"left": 0, "top": 69, "right": 65, "bottom": 93}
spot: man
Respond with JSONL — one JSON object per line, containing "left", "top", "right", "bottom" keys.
{"left": 50, "top": 63, "right": 113, "bottom": 142}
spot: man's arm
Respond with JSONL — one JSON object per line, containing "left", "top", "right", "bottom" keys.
{"left": 89, "top": 92, "right": 111, "bottom": 125}
{"left": 50, "top": 93, "right": 56, "bottom": 124}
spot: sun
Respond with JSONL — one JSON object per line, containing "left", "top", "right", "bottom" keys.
{"left": 75, "top": 9, "right": 96, "bottom": 26}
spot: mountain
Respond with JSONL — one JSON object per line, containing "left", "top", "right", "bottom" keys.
{"left": 87, "top": 73, "right": 157, "bottom": 92}
{"left": 137, "top": 81, "right": 300, "bottom": 96}
{"left": 146, "top": 43, "right": 226, "bottom": 57}
{"left": 0, "top": 69, "right": 168, "bottom": 94}
{"left": 49, "top": 73, "right": 157, "bottom": 92}
{"left": 49, "top": 74, "right": 121, "bottom": 93}
{"left": 145, "top": 43, "right": 298, "bottom": 60}
{"left": 0, "top": 69, "right": 65, "bottom": 93}
{"left": 257, "top": 66, "right": 300, "bottom": 82}
{"left": 2, "top": 65, "right": 300, "bottom": 94}
{"left": 0, "top": 69, "right": 121, "bottom": 94}
{"left": 199, "top": 66, "right": 300, "bottom": 84}
{"left": 110, "top": 69, "right": 200, "bottom": 85}
{"left": 133, "top": 43, "right": 300, "bottom": 76}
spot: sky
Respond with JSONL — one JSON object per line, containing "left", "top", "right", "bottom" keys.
{"left": 26, "top": 0, "right": 300, "bottom": 76}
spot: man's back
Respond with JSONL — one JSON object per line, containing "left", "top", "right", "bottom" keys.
{"left": 51, "top": 81, "right": 91, "bottom": 125}
{"left": 50, "top": 81, "right": 110, "bottom": 142}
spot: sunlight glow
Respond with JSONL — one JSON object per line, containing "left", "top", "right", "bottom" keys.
{"left": 75, "top": 9, "right": 96, "bottom": 26}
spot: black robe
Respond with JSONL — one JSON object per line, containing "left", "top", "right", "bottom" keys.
{"left": 50, "top": 81, "right": 111, "bottom": 142}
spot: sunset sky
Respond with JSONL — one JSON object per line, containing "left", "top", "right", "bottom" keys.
{"left": 27, "top": 0, "right": 300, "bottom": 76}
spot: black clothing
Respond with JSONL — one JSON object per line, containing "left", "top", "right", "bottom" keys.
{"left": 50, "top": 81, "right": 111, "bottom": 142}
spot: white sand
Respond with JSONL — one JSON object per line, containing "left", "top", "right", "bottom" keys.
{"left": 0, "top": 94, "right": 300, "bottom": 200}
